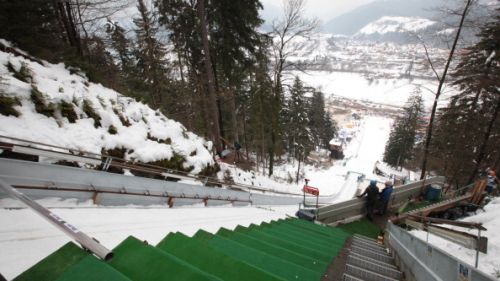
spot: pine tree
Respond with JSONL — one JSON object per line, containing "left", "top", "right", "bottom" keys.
{"left": 428, "top": 8, "right": 500, "bottom": 184}
{"left": 308, "top": 91, "right": 336, "bottom": 149}
{"left": 134, "top": 0, "right": 169, "bottom": 109}
{"left": 285, "top": 77, "right": 312, "bottom": 159}
{"left": 0, "top": 0, "right": 71, "bottom": 61}
{"left": 384, "top": 88, "right": 425, "bottom": 168}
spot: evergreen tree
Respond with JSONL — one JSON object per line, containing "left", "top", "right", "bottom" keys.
{"left": 0, "top": 0, "right": 75, "bottom": 62}
{"left": 384, "top": 89, "right": 425, "bottom": 168}
{"left": 285, "top": 77, "right": 312, "bottom": 159}
{"left": 426, "top": 9, "right": 500, "bottom": 184}
{"left": 308, "top": 91, "right": 336, "bottom": 149}
{"left": 134, "top": 0, "right": 169, "bottom": 109}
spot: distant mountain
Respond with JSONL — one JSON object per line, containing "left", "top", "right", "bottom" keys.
{"left": 322, "top": 0, "right": 443, "bottom": 36}
{"left": 353, "top": 16, "right": 447, "bottom": 44}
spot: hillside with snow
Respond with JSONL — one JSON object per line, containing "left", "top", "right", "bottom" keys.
{"left": 0, "top": 40, "right": 215, "bottom": 174}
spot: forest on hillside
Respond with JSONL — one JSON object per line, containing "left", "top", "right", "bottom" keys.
{"left": 0, "top": 0, "right": 499, "bottom": 185}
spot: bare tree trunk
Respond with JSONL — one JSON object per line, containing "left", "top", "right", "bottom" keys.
{"left": 197, "top": 0, "right": 222, "bottom": 153}
{"left": 228, "top": 89, "right": 239, "bottom": 143}
{"left": 64, "top": 1, "right": 83, "bottom": 57}
{"left": 420, "top": 0, "right": 473, "bottom": 180}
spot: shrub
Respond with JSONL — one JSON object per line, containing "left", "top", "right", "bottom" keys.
{"left": 7, "top": 62, "right": 32, "bottom": 83}
{"left": 108, "top": 125, "right": 118, "bottom": 135}
{"left": 0, "top": 95, "right": 21, "bottom": 117}
{"left": 198, "top": 163, "right": 221, "bottom": 177}
{"left": 31, "top": 86, "right": 56, "bottom": 118}
{"left": 59, "top": 101, "right": 78, "bottom": 123}
{"left": 82, "top": 100, "right": 101, "bottom": 128}
{"left": 149, "top": 153, "right": 193, "bottom": 173}
{"left": 223, "top": 170, "right": 235, "bottom": 185}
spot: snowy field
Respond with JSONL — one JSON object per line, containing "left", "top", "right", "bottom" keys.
{"left": 411, "top": 197, "right": 500, "bottom": 279}
{"left": 296, "top": 71, "right": 455, "bottom": 108}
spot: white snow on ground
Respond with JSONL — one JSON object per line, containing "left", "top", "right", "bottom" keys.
{"left": 411, "top": 197, "right": 500, "bottom": 279}
{"left": 0, "top": 200, "right": 294, "bottom": 280}
{"left": 220, "top": 116, "right": 392, "bottom": 202}
{"left": 0, "top": 42, "right": 214, "bottom": 174}
{"left": 0, "top": 115, "right": 392, "bottom": 279}
{"left": 296, "top": 71, "right": 454, "bottom": 108}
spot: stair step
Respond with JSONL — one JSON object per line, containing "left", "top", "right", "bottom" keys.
{"left": 353, "top": 235, "right": 381, "bottom": 245}
{"left": 347, "top": 255, "right": 402, "bottom": 280}
{"left": 155, "top": 232, "right": 284, "bottom": 281}
{"left": 348, "top": 252, "right": 397, "bottom": 269}
{"left": 203, "top": 231, "right": 322, "bottom": 281}
{"left": 343, "top": 273, "right": 366, "bottom": 281}
{"left": 54, "top": 255, "right": 132, "bottom": 281}
{"left": 346, "top": 263, "right": 399, "bottom": 281}
{"left": 350, "top": 246, "right": 394, "bottom": 264}
{"left": 108, "top": 236, "right": 220, "bottom": 281}
{"left": 352, "top": 240, "right": 387, "bottom": 253}
{"left": 216, "top": 228, "right": 328, "bottom": 272}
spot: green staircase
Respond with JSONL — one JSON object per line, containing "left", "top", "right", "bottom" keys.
{"left": 13, "top": 218, "right": 358, "bottom": 281}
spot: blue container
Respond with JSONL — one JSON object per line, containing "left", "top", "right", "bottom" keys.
{"left": 425, "top": 184, "right": 442, "bottom": 201}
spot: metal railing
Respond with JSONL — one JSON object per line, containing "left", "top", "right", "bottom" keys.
{"left": 0, "top": 135, "right": 309, "bottom": 197}
{"left": 386, "top": 222, "right": 495, "bottom": 281}
{"left": 316, "top": 177, "right": 447, "bottom": 225}
{"left": 0, "top": 178, "right": 113, "bottom": 261}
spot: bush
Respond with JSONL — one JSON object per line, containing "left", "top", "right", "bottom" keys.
{"left": 82, "top": 100, "right": 101, "bottom": 128}
{"left": 108, "top": 125, "right": 118, "bottom": 135}
{"left": 223, "top": 170, "right": 235, "bottom": 185}
{"left": 112, "top": 107, "right": 131, "bottom": 127}
{"left": 149, "top": 153, "right": 193, "bottom": 173}
{"left": 31, "top": 86, "right": 56, "bottom": 118}
{"left": 7, "top": 62, "right": 33, "bottom": 83}
{"left": 59, "top": 101, "right": 78, "bottom": 123}
{"left": 0, "top": 95, "right": 21, "bottom": 117}
{"left": 198, "top": 163, "right": 221, "bottom": 177}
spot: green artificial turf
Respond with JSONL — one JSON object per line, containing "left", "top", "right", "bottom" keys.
{"left": 216, "top": 227, "right": 328, "bottom": 272}
{"left": 336, "top": 218, "right": 382, "bottom": 239}
{"left": 194, "top": 229, "right": 321, "bottom": 281}
{"left": 156, "top": 232, "right": 285, "bottom": 281}
{"left": 109, "top": 236, "right": 220, "bottom": 281}
{"left": 13, "top": 242, "right": 88, "bottom": 281}
{"left": 55, "top": 256, "right": 131, "bottom": 281}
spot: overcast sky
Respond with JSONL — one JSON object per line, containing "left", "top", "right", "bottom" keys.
{"left": 260, "top": 0, "right": 377, "bottom": 22}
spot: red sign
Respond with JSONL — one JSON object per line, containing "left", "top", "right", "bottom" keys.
{"left": 303, "top": 185, "right": 319, "bottom": 196}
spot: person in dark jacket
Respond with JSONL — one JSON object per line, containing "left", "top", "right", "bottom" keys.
{"left": 357, "top": 180, "right": 379, "bottom": 221}
{"left": 379, "top": 181, "right": 394, "bottom": 215}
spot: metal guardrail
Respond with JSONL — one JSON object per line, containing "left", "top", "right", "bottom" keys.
{"left": 386, "top": 222, "right": 495, "bottom": 281}
{"left": 0, "top": 135, "right": 308, "bottom": 197}
{"left": 316, "top": 177, "right": 446, "bottom": 225}
{"left": 0, "top": 178, "right": 113, "bottom": 261}
{"left": 0, "top": 158, "right": 320, "bottom": 207}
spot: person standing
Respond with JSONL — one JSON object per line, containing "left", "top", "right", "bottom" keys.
{"left": 486, "top": 170, "right": 498, "bottom": 196}
{"left": 379, "top": 181, "right": 394, "bottom": 215}
{"left": 357, "top": 180, "right": 379, "bottom": 221}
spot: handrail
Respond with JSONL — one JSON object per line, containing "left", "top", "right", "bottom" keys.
{"left": 0, "top": 178, "right": 113, "bottom": 261}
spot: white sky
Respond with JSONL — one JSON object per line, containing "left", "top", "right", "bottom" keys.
{"left": 260, "top": 0, "right": 377, "bottom": 22}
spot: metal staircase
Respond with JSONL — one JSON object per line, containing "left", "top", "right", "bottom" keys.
{"left": 343, "top": 235, "right": 403, "bottom": 281}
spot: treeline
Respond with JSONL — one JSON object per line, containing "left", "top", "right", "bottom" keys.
{"left": 384, "top": 9, "right": 500, "bottom": 185}
{"left": 0, "top": 0, "right": 336, "bottom": 175}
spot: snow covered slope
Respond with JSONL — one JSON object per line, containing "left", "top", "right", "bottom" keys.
{"left": 357, "top": 16, "right": 436, "bottom": 35}
{"left": 354, "top": 16, "right": 442, "bottom": 44}
{"left": 0, "top": 41, "right": 215, "bottom": 174}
